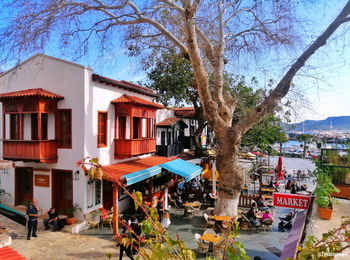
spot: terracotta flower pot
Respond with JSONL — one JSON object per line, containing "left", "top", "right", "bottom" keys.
{"left": 65, "top": 217, "right": 76, "bottom": 225}
{"left": 319, "top": 207, "right": 333, "bottom": 220}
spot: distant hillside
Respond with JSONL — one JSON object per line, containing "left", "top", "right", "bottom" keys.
{"left": 288, "top": 116, "right": 350, "bottom": 131}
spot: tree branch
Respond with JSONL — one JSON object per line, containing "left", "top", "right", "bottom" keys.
{"left": 234, "top": 1, "right": 350, "bottom": 135}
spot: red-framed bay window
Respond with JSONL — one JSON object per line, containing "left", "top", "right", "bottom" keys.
{"left": 97, "top": 111, "right": 108, "bottom": 147}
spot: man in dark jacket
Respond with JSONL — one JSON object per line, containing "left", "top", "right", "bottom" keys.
{"left": 26, "top": 199, "right": 40, "bottom": 240}
{"left": 44, "top": 207, "right": 59, "bottom": 231}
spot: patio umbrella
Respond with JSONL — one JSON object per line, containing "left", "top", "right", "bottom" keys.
{"left": 277, "top": 156, "right": 284, "bottom": 180}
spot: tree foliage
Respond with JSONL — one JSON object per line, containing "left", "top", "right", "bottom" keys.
{"left": 296, "top": 134, "right": 314, "bottom": 158}
{"left": 147, "top": 51, "right": 288, "bottom": 152}
{"left": 146, "top": 50, "right": 194, "bottom": 107}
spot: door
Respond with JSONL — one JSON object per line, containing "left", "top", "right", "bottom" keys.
{"left": 161, "top": 132, "right": 166, "bottom": 145}
{"left": 52, "top": 169, "right": 73, "bottom": 212}
{"left": 103, "top": 180, "right": 113, "bottom": 210}
{"left": 15, "top": 167, "right": 33, "bottom": 205}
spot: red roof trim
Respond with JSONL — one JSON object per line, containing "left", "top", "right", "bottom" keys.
{"left": 0, "top": 88, "right": 64, "bottom": 100}
{"left": 111, "top": 94, "right": 164, "bottom": 109}
{"left": 92, "top": 74, "right": 158, "bottom": 97}
{"left": 173, "top": 107, "right": 195, "bottom": 117}
{"left": 157, "top": 117, "right": 184, "bottom": 127}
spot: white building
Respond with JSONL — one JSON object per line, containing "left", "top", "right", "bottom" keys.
{"left": 0, "top": 54, "right": 162, "bottom": 221}
{"left": 0, "top": 54, "right": 203, "bottom": 234}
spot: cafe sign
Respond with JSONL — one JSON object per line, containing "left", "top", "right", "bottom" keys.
{"left": 273, "top": 193, "right": 311, "bottom": 210}
{"left": 34, "top": 174, "right": 50, "bottom": 187}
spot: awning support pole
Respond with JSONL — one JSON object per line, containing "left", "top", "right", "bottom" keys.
{"left": 113, "top": 183, "right": 118, "bottom": 234}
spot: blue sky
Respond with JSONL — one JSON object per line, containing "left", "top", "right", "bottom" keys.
{"left": 0, "top": 0, "right": 349, "bottom": 124}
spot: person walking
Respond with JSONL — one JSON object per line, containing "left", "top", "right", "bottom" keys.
{"left": 26, "top": 199, "right": 40, "bottom": 240}
{"left": 116, "top": 225, "right": 135, "bottom": 260}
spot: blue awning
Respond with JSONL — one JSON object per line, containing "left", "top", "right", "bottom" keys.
{"left": 123, "top": 165, "right": 162, "bottom": 186}
{"left": 160, "top": 159, "right": 202, "bottom": 182}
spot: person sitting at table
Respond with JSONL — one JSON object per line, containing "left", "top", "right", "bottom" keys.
{"left": 44, "top": 207, "right": 59, "bottom": 231}
{"left": 168, "top": 193, "right": 180, "bottom": 208}
{"left": 257, "top": 194, "right": 269, "bottom": 211}
{"left": 267, "top": 177, "right": 274, "bottom": 188}
{"left": 208, "top": 190, "right": 218, "bottom": 207}
{"left": 285, "top": 179, "right": 292, "bottom": 190}
{"left": 290, "top": 181, "right": 297, "bottom": 194}
{"left": 246, "top": 202, "right": 258, "bottom": 226}
{"left": 261, "top": 210, "right": 274, "bottom": 223}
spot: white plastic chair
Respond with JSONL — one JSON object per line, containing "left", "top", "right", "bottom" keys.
{"left": 195, "top": 233, "right": 209, "bottom": 254}
{"left": 194, "top": 233, "right": 201, "bottom": 242}
{"left": 85, "top": 212, "right": 100, "bottom": 230}
{"left": 192, "top": 201, "right": 201, "bottom": 215}
{"left": 203, "top": 228, "right": 216, "bottom": 235}
{"left": 203, "top": 213, "right": 215, "bottom": 228}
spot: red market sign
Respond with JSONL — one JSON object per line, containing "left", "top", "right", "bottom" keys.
{"left": 273, "top": 193, "right": 311, "bottom": 210}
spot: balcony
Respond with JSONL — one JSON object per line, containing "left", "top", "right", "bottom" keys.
{"left": 3, "top": 140, "right": 58, "bottom": 163}
{"left": 114, "top": 138, "right": 156, "bottom": 159}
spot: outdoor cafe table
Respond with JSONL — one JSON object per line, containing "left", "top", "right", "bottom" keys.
{"left": 263, "top": 195, "right": 273, "bottom": 200}
{"left": 183, "top": 202, "right": 200, "bottom": 207}
{"left": 208, "top": 215, "right": 233, "bottom": 222}
{"left": 261, "top": 188, "right": 274, "bottom": 193}
{"left": 199, "top": 233, "right": 223, "bottom": 244}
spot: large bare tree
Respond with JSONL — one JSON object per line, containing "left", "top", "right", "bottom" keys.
{"left": 1, "top": 0, "right": 350, "bottom": 216}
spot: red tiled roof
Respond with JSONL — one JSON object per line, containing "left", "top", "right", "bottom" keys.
{"left": 173, "top": 107, "right": 195, "bottom": 118}
{"left": 0, "top": 88, "right": 64, "bottom": 100}
{"left": 156, "top": 117, "right": 181, "bottom": 127}
{"left": 102, "top": 156, "right": 174, "bottom": 183}
{"left": 111, "top": 94, "right": 164, "bottom": 109}
{"left": 92, "top": 74, "right": 158, "bottom": 97}
{"left": 0, "top": 246, "right": 27, "bottom": 260}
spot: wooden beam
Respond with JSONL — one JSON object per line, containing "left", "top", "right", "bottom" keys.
{"left": 112, "top": 183, "right": 119, "bottom": 234}
{"left": 130, "top": 116, "right": 133, "bottom": 140}
{"left": 3, "top": 114, "right": 6, "bottom": 140}
{"left": 38, "top": 113, "right": 42, "bottom": 140}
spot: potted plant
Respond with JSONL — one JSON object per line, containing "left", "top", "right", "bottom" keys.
{"left": 314, "top": 171, "right": 340, "bottom": 220}
{"left": 61, "top": 204, "right": 82, "bottom": 225}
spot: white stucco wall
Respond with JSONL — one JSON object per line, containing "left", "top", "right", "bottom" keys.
{"left": 157, "top": 108, "right": 175, "bottom": 123}
{"left": 23, "top": 114, "right": 31, "bottom": 140}
{"left": 0, "top": 168, "right": 15, "bottom": 205}
{"left": 32, "top": 171, "right": 51, "bottom": 213}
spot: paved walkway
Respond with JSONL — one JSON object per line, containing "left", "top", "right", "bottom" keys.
{"left": 0, "top": 215, "right": 117, "bottom": 260}
{"left": 167, "top": 206, "right": 291, "bottom": 260}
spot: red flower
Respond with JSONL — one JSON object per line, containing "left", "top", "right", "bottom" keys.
{"left": 76, "top": 160, "right": 83, "bottom": 166}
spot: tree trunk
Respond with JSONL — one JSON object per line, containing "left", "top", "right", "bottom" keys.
{"left": 214, "top": 137, "right": 245, "bottom": 217}
{"left": 193, "top": 120, "right": 207, "bottom": 157}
